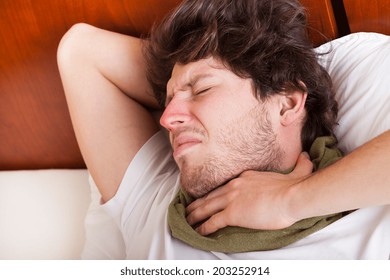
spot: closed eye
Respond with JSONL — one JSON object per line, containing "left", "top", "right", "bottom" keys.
{"left": 195, "top": 88, "right": 211, "bottom": 95}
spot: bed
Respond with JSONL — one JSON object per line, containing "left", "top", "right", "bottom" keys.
{"left": 1, "top": 0, "right": 389, "bottom": 259}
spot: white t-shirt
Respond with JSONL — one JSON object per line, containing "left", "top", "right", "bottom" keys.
{"left": 82, "top": 131, "right": 390, "bottom": 260}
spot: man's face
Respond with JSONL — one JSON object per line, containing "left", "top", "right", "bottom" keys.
{"left": 160, "top": 57, "right": 284, "bottom": 198}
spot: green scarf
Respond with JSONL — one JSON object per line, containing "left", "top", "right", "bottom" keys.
{"left": 168, "top": 136, "right": 347, "bottom": 253}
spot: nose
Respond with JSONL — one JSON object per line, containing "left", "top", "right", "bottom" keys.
{"left": 160, "top": 98, "right": 191, "bottom": 131}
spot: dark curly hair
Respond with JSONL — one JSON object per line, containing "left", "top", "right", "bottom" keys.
{"left": 144, "top": 0, "right": 338, "bottom": 151}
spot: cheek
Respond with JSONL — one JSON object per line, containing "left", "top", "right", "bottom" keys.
{"left": 195, "top": 88, "right": 260, "bottom": 136}
{"left": 197, "top": 105, "right": 235, "bottom": 139}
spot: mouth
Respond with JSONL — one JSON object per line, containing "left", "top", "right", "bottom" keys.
{"left": 173, "top": 135, "right": 202, "bottom": 159}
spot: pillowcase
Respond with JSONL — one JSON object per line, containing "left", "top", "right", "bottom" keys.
{"left": 0, "top": 169, "right": 90, "bottom": 259}
{"left": 316, "top": 32, "right": 390, "bottom": 154}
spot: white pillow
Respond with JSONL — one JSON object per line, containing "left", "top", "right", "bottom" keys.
{"left": 316, "top": 32, "right": 390, "bottom": 154}
{"left": 0, "top": 169, "right": 90, "bottom": 259}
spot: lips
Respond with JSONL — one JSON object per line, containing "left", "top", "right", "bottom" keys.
{"left": 172, "top": 135, "right": 202, "bottom": 158}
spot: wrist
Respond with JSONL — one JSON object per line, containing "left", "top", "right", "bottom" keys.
{"left": 284, "top": 177, "right": 310, "bottom": 224}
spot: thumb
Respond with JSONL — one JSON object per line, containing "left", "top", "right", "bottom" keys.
{"left": 290, "top": 152, "right": 313, "bottom": 178}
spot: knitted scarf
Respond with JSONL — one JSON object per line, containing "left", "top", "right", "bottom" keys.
{"left": 168, "top": 136, "right": 347, "bottom": 253}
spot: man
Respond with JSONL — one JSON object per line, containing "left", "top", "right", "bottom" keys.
{"left": 144, "top": 0, "right": 337, "bottom": 198}
{"left": 58, "top": 0, "right": 390, "bottom": 259}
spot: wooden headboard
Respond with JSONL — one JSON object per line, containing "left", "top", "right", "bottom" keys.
{"left": 1, "top": 0, "right": 389, "bottom": 170}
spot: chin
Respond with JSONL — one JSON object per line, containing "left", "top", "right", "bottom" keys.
{"left": 181, "top": 180, "right": 211, "bottom": 199}
{"left": 180, "top": 166, "right": 237, "bottom": 199}
{"left": 180, "top": 173, "right": 218, "bottom": 199}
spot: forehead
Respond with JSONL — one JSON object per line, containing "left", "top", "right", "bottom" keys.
{"left": 167, "top": 57, "right": 227, "bottom": 91}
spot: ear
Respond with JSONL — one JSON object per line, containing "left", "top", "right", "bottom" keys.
{"left": 279, "top": 90, "right": 307, "bottom": 126}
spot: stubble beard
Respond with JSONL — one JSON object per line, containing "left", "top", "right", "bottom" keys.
{"left": 179, "top": 105, "right": 284, "bottom": 198}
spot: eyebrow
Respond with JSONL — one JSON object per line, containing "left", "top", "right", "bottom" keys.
{"left": 171, "top": 73, "right": 215, "bottom": 91}
{"left": 188, "top": 73, "right": 215, "bottom": 86}
{"left": 165, "top": 72, "right": 216, "bottom": 104}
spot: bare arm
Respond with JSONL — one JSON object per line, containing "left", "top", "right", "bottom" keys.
{"left": 57, "top": 24, "right": 159, "bottom": 202}
{"left": 187, "top": 130, "right": 390, "bottom": 235}
{"left": 290, "top": 130, "right": 390, "bottom": 220}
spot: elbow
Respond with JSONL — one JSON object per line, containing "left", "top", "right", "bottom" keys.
{"left": 57, "top": 23, "right": 96, "bottom": 71}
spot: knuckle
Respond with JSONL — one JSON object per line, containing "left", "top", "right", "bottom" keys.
{"left": 241, "top": 170, "right": 255, "bottom": 177}
{"left": 229, "top": 178, "right": 241, "bottom": 189}
{"left": 226, "top": 189, "right": 239, "bottom": 201}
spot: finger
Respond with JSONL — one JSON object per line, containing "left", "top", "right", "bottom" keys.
{"left": 186, "top": 181, "right": 234, "bottom": 213}
{"left": 186, "top": 195, "right": 228, "bottom": 226}
{"left": 195, "top": 210, "right": 228, "bottom": 236}
{"left": 290, "top": 152, "right": 313, "bottom": 177}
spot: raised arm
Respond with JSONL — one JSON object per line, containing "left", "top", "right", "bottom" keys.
{"left": 57, "top": 24, "right": 159, "bottom": 202}
{"left": 187, "top": 130, "right": 390, "bottom": 235}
